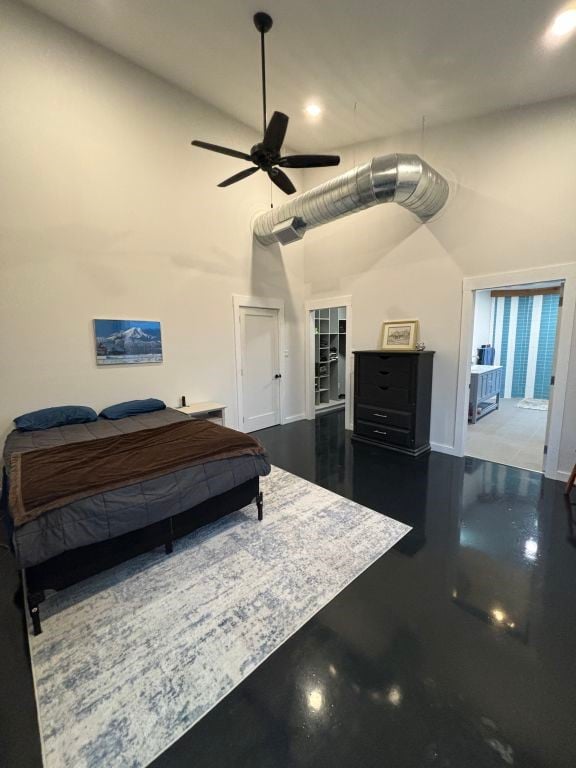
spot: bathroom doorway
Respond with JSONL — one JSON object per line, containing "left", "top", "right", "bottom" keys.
{"left": 465, "top": 281, "right": 562, "bottom": 472}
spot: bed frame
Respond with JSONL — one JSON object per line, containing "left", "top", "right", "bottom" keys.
{"left": 23, "top": 478, "right": 263, "bottom": 636}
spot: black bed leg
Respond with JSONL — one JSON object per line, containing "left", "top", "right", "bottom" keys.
{"left": 256, "top": 491, "right": 264, "bottom": 521}
{"left": 165, "top": 517, "right": 174, "bottom": 554}
{"left": 27, "top": 590, "right": 45, "bottom": 636}
{"left": 30, "top": 605, "right": 42, "bottom": 636}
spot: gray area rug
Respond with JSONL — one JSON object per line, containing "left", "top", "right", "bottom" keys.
{"left": 29, "top": 466, "right": 410, "bottom": 768}
{"left": 517, "top": 398, "right": 548, "bottom": 411}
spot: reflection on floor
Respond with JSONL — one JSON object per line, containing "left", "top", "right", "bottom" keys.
{"left": 2, "top": 411, "right": 575, "bottom": 768}
{"left": 147, "top": 412, "right": 575, "bottom": 768}
{"left": 466, "top": 397, "right": 547, "bottom": 472}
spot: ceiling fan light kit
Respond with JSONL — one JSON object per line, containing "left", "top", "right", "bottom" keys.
{"left": 191, "top": 12, "right": 340, "bottom": 195}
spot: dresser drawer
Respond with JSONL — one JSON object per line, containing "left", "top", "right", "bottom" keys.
{"left": 355, "top": 419, "right": 413, "bottom": 448}
{"left": 355, "top": 381, "right": 413, "bottom": 409}
{"left": 357, "top": 354, "right": 414, "bottom": 389}
{"left": 355, "top": 404, "right": 412, "bottom": 430}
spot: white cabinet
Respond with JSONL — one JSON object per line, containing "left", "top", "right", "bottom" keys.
{"left": 177, "top": 401, "right": 226, "bottom": 426}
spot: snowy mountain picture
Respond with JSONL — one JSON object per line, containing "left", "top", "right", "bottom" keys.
{"left": 94, "top": 319, "right": 163, "bottom": 365}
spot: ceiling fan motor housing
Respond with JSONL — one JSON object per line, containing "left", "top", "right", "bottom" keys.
{"left": 250, "top": 144, "right": 279, "bottom": 169}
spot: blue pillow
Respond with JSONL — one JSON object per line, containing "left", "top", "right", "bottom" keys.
{"left": 14, "top": 405, "right": 98, "bottom": 432}
{"left": 99, "top": 398, "right": 166, "bottom": 420}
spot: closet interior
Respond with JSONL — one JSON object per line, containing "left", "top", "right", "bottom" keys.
{"left": 314, "top": 307, "right": 347, "bottom": 413}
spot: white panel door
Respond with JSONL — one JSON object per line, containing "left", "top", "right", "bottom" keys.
{"left": 240, "top": 306, "right": 281, "bottom": 432}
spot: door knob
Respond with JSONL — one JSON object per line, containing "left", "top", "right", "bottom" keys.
{"left": 274, "top": 374, "right": 282, "bottom": 379}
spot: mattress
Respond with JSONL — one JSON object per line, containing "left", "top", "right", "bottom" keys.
{"left": 3, "top": 409, "right": 270, "bottom": 568}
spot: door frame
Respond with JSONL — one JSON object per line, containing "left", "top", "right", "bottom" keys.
{"left": 304, "top": 296, "right": 353, "bottom": 430}
{"left": 233, "top": 295, "right": 285, "bottom": 433}
{"left": 455, "top": 263, "right": 576, "bottom": 480}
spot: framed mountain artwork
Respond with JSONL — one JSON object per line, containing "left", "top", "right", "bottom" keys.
{"left": 93, "top": 319, "right": 163, "bottom": 365}
{"left": 380, "top": 319, "right": 419, "bottom": 351}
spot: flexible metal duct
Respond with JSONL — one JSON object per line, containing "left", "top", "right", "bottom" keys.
{"left": 253, "top": 153, "right": 449, "bottom": 245}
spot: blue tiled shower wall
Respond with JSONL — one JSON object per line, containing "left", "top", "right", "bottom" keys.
{"left": 489, "top": 294, "right": 559, "bottom": 399}
{"left": 534, "top": 296, "right": 560, "bottom": 398}
{"left": 511, "top": 296, "right": 532, "bottom": 398}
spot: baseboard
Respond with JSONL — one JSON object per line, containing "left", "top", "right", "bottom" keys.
{"left": 430, "top": 442, "right": 460, "bottom": 456}
{"left": 283, "top": 413, "right": 306, "bottom": 425}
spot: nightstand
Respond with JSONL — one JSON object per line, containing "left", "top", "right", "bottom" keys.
{"left": 176, "top": 402, "right": 227, "bottom": 426}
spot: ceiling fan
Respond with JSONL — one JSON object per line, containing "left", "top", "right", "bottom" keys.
{"left": 191, "top": 11, "right": 340, "bottom": 195}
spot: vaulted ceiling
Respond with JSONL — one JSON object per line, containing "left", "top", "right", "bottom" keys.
{"left": 23, "top": 0, "right": 576, "bottom": 151}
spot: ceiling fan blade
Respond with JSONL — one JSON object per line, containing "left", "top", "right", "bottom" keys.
{"left": 268, "top": 168, "right": 296, "bottom": 195}
{"left": 262, "top": 111, "right": 289, "bottom": 152}
{"left": 218, "top": 167, "right": 259, "bottom": 187}
{"left": 191, "top": 140, "right": 251, "bottom": 161}
{"left": 278, "top": 154, "right": 341, "bottom": 169}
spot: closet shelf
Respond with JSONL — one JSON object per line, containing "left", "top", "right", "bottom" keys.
{"left": 314, "top": 306, "right": 347, "bottom": 412}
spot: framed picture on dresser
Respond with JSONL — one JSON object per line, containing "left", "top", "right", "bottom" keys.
{"left": 381, "top": 319, "right": 419, "bottom": 350}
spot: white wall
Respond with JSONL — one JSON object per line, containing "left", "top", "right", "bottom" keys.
{"left": 2, "top": 1, "right": 575, "bottom": 478}
{"left": 471, "top": 290, "right": 493, "bottom": 363}
{"left": 0, "top": 0, "right": 307, "bottom": 443}
{"left": 303, "top": 95, "right": 576, "bottom": 474}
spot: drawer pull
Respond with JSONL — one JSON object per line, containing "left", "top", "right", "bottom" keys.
{"left": 378, "top": 370, "right": 391, "bottom": 376}
{"left": 374, "top": 430, "right": 387, "bottom": 435}
{"left": 378, "top": 385, "right": 390, "bottom": 391}
{"left": 373, "top": 413, "right": 388, "bottom": 419}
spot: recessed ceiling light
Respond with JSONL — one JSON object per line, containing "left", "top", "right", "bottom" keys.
{"left": 304, "top": 103, "right": 322, "bottom": 117}
{"left": 550, "top": 8, "right": 576, "bottom": 36}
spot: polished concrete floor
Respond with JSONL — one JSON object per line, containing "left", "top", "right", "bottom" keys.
{"left": 466, "top": 398, "right": 548, "bottom": 473}
{"left": 1, "top": 412, "right": 575, "bottom": 767}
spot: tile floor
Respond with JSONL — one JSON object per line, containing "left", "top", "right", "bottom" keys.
{"left": 466, "top": 397, "right": 547, "bottom": 472}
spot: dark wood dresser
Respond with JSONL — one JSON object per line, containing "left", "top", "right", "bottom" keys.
{"left": 352, "top": 350, "right": 435, "bottom": 456}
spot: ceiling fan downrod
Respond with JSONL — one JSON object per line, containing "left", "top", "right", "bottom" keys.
{"left": 253, "top": 12, "right": 273, "bottom": 136}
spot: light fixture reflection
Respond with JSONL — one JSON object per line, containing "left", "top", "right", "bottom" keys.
{"left": 491, "top": 607, "right": 518, "bottom": 631}
{"left": 308, "top": 687, "right": 324, "bottom": 712}
{"left": 491, "top": 607, "right": 506, "bottom": 624}
{"left": 386, "top": 684, "right": 403, "bottom": 706}
{"left": 524, "top": 538, "right": 538, "bottom": 560}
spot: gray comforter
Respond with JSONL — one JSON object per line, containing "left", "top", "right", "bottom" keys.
{"left": 3, "top": 409, "right": 270, "bottom": 568}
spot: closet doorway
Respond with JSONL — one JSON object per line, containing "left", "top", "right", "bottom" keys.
{"left": 305, "top": 297, "right": 352, "bottom": 429}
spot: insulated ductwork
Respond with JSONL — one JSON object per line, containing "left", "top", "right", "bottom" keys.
{"left": 253, "top": 153, "right": 449, "bottom": 245}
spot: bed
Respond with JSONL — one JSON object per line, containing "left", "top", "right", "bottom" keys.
{"left": 1, "top": 407, "right": 271, "bottom": 634}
